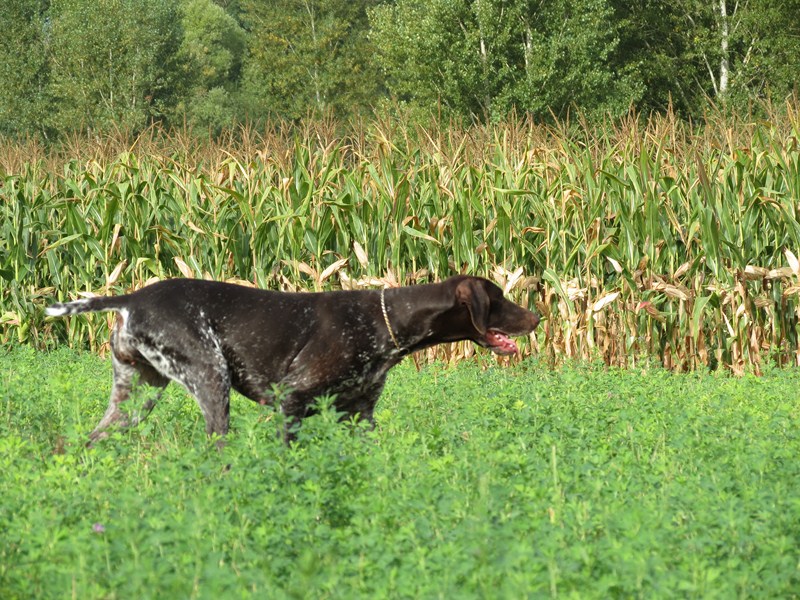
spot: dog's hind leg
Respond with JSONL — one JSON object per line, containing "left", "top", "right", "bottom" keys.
{"left": 88, "top": 355, "right": 168, "bottom": 445}
{"left": 186, "top": 367, "right": 231, "bottom": 439}
{"left": 126, "top": 361, "right": 169, "bottom": 427}
{"left": 133, "top": 341, "right": 233, "bottom": 441}
{"left": 88, "top": 355, "right": 135, "bottom": 444}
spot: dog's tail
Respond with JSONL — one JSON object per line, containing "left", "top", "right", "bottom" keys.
{"left": 46, "top": 296, "right": 129, "bottom": 317}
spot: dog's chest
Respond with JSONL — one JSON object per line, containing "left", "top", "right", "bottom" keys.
{"left": 282, "top": 340, "right": 398, "bottom": 395}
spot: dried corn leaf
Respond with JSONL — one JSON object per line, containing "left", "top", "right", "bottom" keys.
{"left": 767, "top": 267, "right": 793, "bottom": 280}
{"left": 353, "top": 241, "right": 369, "bottom": 269}
{"left": 106, "top": 260, "right": 127, "bottom": 287}
{"left": 607, "top": 256, "right": 623, "bottom": 273}
{"left": 652, "top": 281, "right": 690, "bottom": 301}
{"left": 566, "top": 278, "right": 586, "bottom": 301}
{"left": 786, "top": 249, "right": 800, "bottom": 276}
{"left": 753, "top": 296, "right": 773, "bottom": 309}
{"left": 320, "top": 258, "right": 349, "bottom": 282}
{"left": 174, "top": 257, "right": 193, "bottom": 278}
{"left": 673, "top": 261, "right": 691, "bottom": 279}
{"left": 636, "top": 301, "right": 666, "bottom": 322}
{"left": 743, "top": 265, "right": 768, "bottom": 280}
{"left": 592, "top": 291, "right": 620, "bottom": 312}
{"left": 783, "top": 284, "right": 800, "bottom": 298}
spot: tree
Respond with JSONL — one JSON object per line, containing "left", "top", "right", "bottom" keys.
{"left": 240, "top": 0, "right": 381, "bottom": 120}
{"left": 370, "top": 0, "right": 641, "bottom": 121}
{"left": 716, "top": 0, "right": 800, "bottom": 105}
{"left": 678, "top": 0, "right": 800, "bottom": 110}
{"left": 509, "top": 0, "right": 643, "bottom": 118}
{"left": 178, "top": 0, "right": 247, "bottom": 132}
{"left": 47, "top": 0, "right": 184, "bottom": 132}
{"left": 180, "top": 0, "right": 246, "bottom": 91}
{"left": 610, "top": 1, "right": 704, "bottom": 115}
{"left": 0, "top": 0, "right": 52, "bottom": 139}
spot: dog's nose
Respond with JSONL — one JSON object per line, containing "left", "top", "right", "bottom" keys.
{"left": 530, "top": 311, "right": 541, "bottom": 329}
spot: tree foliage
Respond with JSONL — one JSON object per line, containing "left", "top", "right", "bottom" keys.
{"left": 370, "top": 0, "right": 645, "bottom": 120}
{"left": 0, "top": 0, "right": 51, "bottom": 138}
{"left": 711, "top": 0, "right": 800, "bottom": 105}
{"left": 47, "top": 0, "right": 183, "bottom": 132}
{"left": 178, "top": 0, "right": 247, "bottom": 132}
{"left": 240, "top": 0, "right": 380, "bottom": 120}
{"left": 180, "top": 0, "right": 246, "bottom": 91}
{"left": 0, "top": 0, "right": 798, "bottom": 138}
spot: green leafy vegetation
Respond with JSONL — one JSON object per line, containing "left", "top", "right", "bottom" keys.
{"left": 2, "top": 0, "right": 800, "bottom": 137}
{"left": 2, "top": 347, "right": 799, "bottom": 597}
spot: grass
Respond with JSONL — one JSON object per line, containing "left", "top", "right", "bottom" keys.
{"left": 2, "top": 346, "right": 800, "bottom": 598}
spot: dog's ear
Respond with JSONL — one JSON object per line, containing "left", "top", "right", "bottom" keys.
{"left": 455, "top": 278, "right": 490, "bottom": 334}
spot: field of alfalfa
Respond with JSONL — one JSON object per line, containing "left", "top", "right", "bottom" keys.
{"left": 2, "top": 348, "right": 800, "bottom": 598}
{"left": 2, "top": 108, "right": 800, "bottom": 596}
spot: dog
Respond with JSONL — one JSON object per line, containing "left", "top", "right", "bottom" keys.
{"left": 46, "top": 275, "right": 540, "bottom": 442}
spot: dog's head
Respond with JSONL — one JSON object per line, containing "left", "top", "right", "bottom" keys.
{"left": 454, "top": 277, "right": 540, "bottom": 355}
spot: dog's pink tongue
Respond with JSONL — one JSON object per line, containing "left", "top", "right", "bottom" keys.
{"left": 486, "top": 330, "right": 519, "bottom": 355}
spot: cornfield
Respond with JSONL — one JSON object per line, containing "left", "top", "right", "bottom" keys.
{"left": 2, "top": 106, "right": 800, "bottom": 373}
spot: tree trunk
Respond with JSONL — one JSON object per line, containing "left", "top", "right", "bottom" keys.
{"left": 303, "top": 0, "right": 324, "bottom": 111}
{"left": 479, "top": 31, "right": 491, "bottom": 113}
{"left": 719, "top": 0, "right": 729, "bottom": 96}
{"left": 523, "top": 24, "right": 532, "bottom": 78}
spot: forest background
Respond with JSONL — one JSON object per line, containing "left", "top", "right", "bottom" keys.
{"left": 2, "top": 0, "right": 799, "bottom": 139}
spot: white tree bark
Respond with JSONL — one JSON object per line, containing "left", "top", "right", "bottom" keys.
{"left": 303, "top": 0, "right": 324, "bottom": 111}
{"left": 719, "top": 0, "right": 729, "bottom": 96}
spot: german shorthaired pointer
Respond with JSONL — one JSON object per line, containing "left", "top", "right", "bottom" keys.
{"left": 46, "top": 275, "right": 539, "bottom": 442}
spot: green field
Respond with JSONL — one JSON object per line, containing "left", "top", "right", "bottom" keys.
{"left": 2, "top": 346, "right": 799, "bottom": 598}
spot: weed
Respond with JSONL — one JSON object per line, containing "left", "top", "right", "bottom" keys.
{"left": 2, "top": 348, "right": 799, "bottom": 597}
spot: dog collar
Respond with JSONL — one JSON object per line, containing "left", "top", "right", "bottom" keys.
{"left": 380, "top": 288, "right": 401, "bottom": 351}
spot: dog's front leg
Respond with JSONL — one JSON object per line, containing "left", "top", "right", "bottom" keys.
{"left": 187, "top": 375, "right": 232, "bottom": 441}
{"left": 279, "top": 392, "right": 314, "bottom": 444}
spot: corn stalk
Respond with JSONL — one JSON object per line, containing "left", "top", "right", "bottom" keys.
{"left": 2, "top": 105, "right": 800, "bottom": 371}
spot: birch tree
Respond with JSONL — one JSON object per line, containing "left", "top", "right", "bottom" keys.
{"left": 370, "top": 0, "right": 637, "bottom": 120}
{"left": 240, "top": 0, "right": 380, "bottom": 119}
{"left": 685, "top": 0, "right": 800, "bottom": 104}
{"left": 47, "top": 0, "right": 183, "bottom": 132}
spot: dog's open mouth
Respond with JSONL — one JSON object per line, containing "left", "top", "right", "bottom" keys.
{"left": 485, "top": 329, "right": 519, "bottom": 355}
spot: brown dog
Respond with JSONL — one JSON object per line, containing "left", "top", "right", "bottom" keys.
{"left": 47, "top": 276, "right": 540, "bottom": 442}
